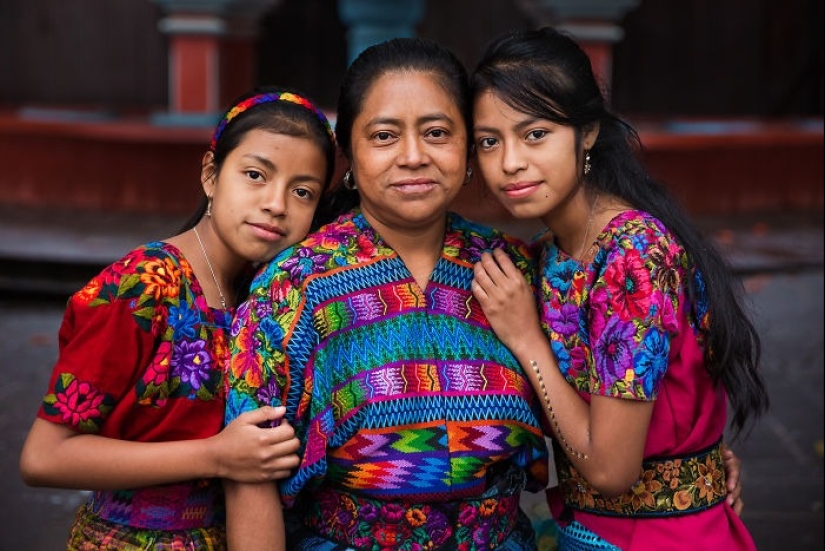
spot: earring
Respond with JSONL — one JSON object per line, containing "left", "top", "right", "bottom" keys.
{"left": 206, "top": 196, "right": 213, "bottom": 217}
{"left": 583, "top": 151, "right": 592, "bottom": 177}
{"left": 342, "top": 169, "right": 356, "bottom": 191}
{"left": 465, "top": 167, "right": 473, "bottom": 186}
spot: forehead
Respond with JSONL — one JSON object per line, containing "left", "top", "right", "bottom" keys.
{"left": 231, "top": 129, "right": 327, "bottom": 168}
{"left": 358, "top": 70, "right": 463, "bottom": 123}
{"left": 473, "top": 91, "right": 525, "bottom": 124}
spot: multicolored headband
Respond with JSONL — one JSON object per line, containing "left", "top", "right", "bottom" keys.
{"left": 210, "top": 91, "right": 334, "bottom": 151}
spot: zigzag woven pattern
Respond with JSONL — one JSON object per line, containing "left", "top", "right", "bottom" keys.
{"left": 226, "top": 210, "right": 549, "bottom": 507}
{"left": 87, "top": 481, "right": 223, "bottom": 530}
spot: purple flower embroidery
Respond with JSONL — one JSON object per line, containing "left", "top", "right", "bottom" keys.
{"left": 594, "top": 316, "right": 638, "bottom": 384}
{"left": 172, "top": 339, "right": 212, "bottom": 391}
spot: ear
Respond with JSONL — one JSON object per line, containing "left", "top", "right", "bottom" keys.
{"left": 200, "top": 151, "right": 217, "bottom": 197}
{"left": 583, "top": 122, "right": 601, "bottom": 149}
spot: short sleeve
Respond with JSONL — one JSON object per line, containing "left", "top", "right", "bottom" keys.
{"left": 587, "top": 224, "right": 686, "bottom": 400}
{"left": 38, "top": 247, "right": 176, "bottom": 433}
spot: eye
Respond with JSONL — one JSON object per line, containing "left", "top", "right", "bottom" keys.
{"left": 525, "top": 128, "right": 550, "bottom": 142}
{"left": 526, "top": 129, "right": 548, "bottom": 141}
{"left": 245, "top": 170, "right": 265, "bottom": 183}
{"left": 426, "top": 127, "right": 449, "bottom": 141}
{"left": 373, "top": 130, "right": 396, "bottom": 143}
{"left": 293, "top": 187, "right": 313, "bottom": 200}
{"left": 476, "top": 136, "right": 498, "bottom": 151}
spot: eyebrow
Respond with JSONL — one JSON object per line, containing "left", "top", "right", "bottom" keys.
{"left": 474, "top": 116, "right": 541, "bottom": 135}
{"left": 367, "top": 112, "right": 456, "bottom": 127}
{"left": 242, "top": 153, "right": 276, "bottom": 170}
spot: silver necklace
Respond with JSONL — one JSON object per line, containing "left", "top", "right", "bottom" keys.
{"left": 193, "top": 226, "right": 227, "bottom": 309}
{"left": 577, "top": 193, "right": 600, "bottom": 259}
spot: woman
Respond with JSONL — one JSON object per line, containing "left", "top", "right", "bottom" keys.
{"left": 223, "top": 38, "right": 549, "bottom": 550}
{"left": 470, "top": 27, "right": 769, "bottom": 550}
{"left": 19, "top": 86, "right": 337, "bottom": 549}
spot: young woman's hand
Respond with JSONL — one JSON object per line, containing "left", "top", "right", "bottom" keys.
{"left": 211, "top": 406, "right": 300, "bottom": 483}
{"left": 472, "top": 248, "right": 544, "bottom": 356}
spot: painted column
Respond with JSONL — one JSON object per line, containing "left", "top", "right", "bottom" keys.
{"left": 149, "top": 0, "right": 277, "bottom": 126}
{"left": 533, "top": 0, "right": 640, "bottom": 98}
{"left": 337, "top": 0, "right": 426, "bottom": 65}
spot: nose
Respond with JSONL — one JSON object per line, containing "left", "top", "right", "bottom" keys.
{"left": 262, "top": 184, "right": 288, "bottom": 216}
{"left": 501, "top": 142, "right": 526, "bottom": 175}
{"left": 398, "top": 135, "right": 428, "bottom": 167}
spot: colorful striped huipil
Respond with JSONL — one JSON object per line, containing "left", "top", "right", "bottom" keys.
{"left": 225, "top": 210, "right": 549, "bottom": 550}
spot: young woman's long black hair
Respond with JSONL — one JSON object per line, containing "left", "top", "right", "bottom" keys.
{"left": 471, "top": 27, "right": 769, "bottom": 440}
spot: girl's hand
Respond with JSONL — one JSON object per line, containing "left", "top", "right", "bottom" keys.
{"left": 472, "top": 248, "right": 543, "bottom": 355}
{"left": 213, "top": 406, "right": 300, "bottom": 483}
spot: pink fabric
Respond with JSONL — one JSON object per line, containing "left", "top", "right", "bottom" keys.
{"left": 541, "top": 211, "right": 756, "bottom": 550}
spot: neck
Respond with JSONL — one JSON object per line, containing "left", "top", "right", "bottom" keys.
{"left": 361, "top": 209, "right": 447, "bottom": 289}
{"left": 191, "top": 223, "right": 235, "bottom": 309}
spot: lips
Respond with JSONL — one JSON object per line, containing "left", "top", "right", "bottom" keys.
{"left": 389, "top": 179, "right": 439, "bottom": 196}
{"left": 502, "top": 181, "right": 541, "bottom": 199}
{"left": 249, "top": 222, "right": 286, "bottom": 240}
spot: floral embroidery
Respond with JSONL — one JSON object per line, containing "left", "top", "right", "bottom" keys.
{"left": 300, "top": 487, "right": 521, "bottom": 551}
{"left": 42, "top": 244, "right": 229, "bottom": 431}
{"left": 539, "top": 211, "right": 706, "bottom": 399}
{"left": 556, "top": 439, "right": 727, "bottom": 517}
{"left": 42, "top": 373, "right": 114, "bottom": 433}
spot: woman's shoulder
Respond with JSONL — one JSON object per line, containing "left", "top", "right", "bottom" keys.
{"left": 448, "top": 212, "right": 529, "bottom": 247}
{"left": 447, "top": 212, "right": 533, "bottom": 264}
{"left": 252, "top": 211, "right": 380, "bottom": 286}
{"left": 602, "top": 210, "right": 679, "bottom": 249}
{"left": 81, "top": 241, "right": 190, "bottom": 299}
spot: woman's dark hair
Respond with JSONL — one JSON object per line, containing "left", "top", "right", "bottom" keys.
{"left": 179, "top": 85, "right": 337, "bottom": 233}
{"left": 316, "top": 36, "right": 472, "bottom": 222}
{"left": 176, "top": 85, "right": 336, "bottom": 302}
{"left": 472, "top": 26, "right": 768, "bottom": 440}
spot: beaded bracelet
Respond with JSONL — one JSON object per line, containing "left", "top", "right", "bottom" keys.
{"left": 530, "top": 360, "right": 588, "bottom": 460}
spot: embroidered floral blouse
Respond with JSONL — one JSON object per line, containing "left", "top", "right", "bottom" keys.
{"left": 38, "top": 242, "right": 231, "bottom": 444}
{"left": 539, "top": 210, "right": 755, "bottom": 550}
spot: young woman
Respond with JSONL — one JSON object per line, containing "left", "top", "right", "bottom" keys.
{"left": 470, "top": 27, "right": 769, "bottom": 550}
{"left": 222, "top": 38, "right": 549, "bottom": 550}
{"left": 19, "top": 86, "right": 337, "bottom": 549}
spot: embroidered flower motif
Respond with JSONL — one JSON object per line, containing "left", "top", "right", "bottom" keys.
{"left": 43, "top": 374, "right": 113, "bottom": 432}
{"left": 604, "top": 248, "right": 652, "bottom": 320}
{"left": 140, "top": 257, "right": 181, "bottom": 301}
{"left": 173, "top": 339, "right": 212, "bottom": 392}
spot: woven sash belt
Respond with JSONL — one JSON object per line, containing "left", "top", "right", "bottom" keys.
{"left": 88, "top": 480, "right": 224, "bottom": 530}
{"left": 555, "top": 438, "right": 727, "bottom": 517}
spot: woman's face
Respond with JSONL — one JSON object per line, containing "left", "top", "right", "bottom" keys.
{"left": 349, "top": 70, "right": 468, "bottom": 231}
{"left": 204, "top": 129, "right": 327, "bottom": 264}
{"left": 473, "top": 91, "right": 597, "bottom": 224}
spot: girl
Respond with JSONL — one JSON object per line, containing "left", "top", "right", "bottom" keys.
{"left": 470, "top": 27, "right": 769, "bottom": 550}
{"left": 19, "top": 86, "right": 336, "bottom": 549}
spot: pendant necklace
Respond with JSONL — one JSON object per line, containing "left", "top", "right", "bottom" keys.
{"left": 577, "top": 193, "right": 600, "bottom": 259}
{"left": 193, "top": 226, "right": 227, "bottom": 309}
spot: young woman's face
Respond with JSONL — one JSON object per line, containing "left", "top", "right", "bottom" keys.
{"left": 204, "top": 128, "right": 327, "bottom": 264}
{"left": 473, "top": 91, "right": 596, "bottom": 223}
{"left": 349, "top": 70, "right": 468, "bottom": 231}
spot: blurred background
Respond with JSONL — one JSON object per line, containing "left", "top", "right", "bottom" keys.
{"left": 0, "top": 1, "right": 822, "bottom": 550}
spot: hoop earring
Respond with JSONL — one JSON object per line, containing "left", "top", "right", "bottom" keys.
{"left": 464, "top": 167, "right": 473, "bottom": 186}
{"left": 206, "top": 196, "right": 213, "bottom": 217}
{"left": 583, "top": 151, "right": 592, "bottom": 177}
{"left": 343, "top": 170, "right": 356, "bottom": 190}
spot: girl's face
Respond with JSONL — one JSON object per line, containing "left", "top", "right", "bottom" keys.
{"left": 204, "top": 128, "right": 327, "bottom": 265}
{"left": 349, "top": 70, "right": 468, "bottom": 232}
{"left": 473, "top": 91, "right": 597, "bottom": 224}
